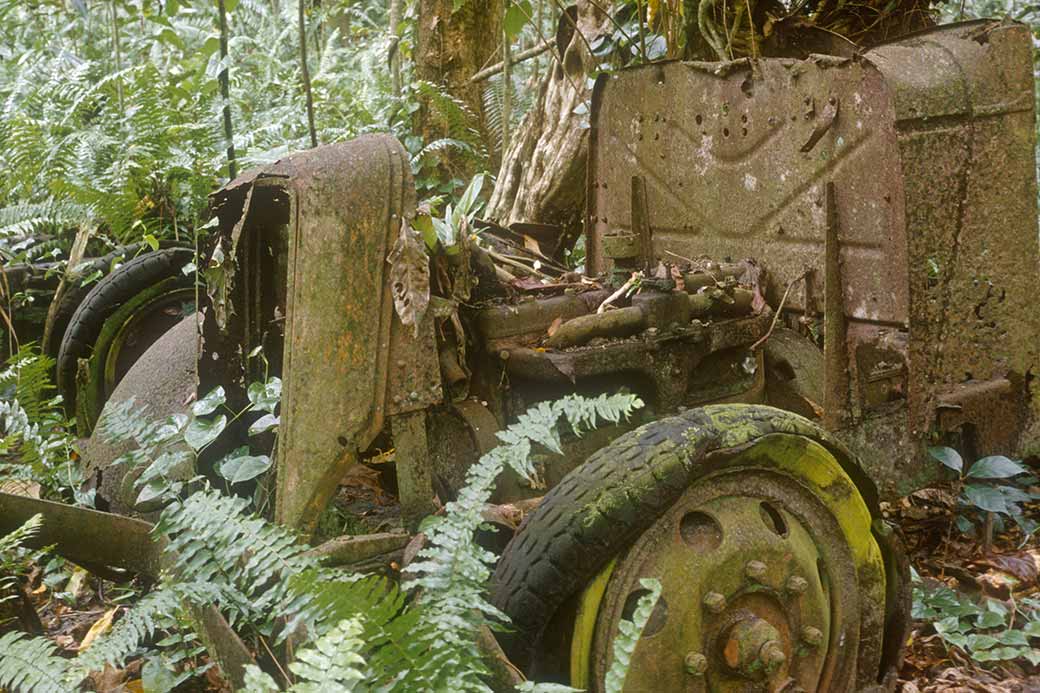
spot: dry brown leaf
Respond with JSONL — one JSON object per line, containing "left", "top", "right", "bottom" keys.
{"left": 79, "top": 607, "right": 119, "bottom": 651}
{"left": 386, "top": 220, "right": 430, "bottom": 336}
{"left": 547, "top": 316, "right": 563, "bottom": 338}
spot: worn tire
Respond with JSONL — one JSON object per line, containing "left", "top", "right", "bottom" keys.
{"left": 56, "top": 247, "right": 195, "bottom": 412}
{"left": 489, "top": 403, "right": 883, "bottom": 671}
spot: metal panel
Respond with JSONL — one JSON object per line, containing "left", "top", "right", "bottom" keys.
{"left": 587, "top": 56, "right": 909, "bottom": 325}
{"left": 206, "top": 136, "right": 416, "bottom": 533}
{"left": 868, "top": 20, "right": 1040, "bottom": 442}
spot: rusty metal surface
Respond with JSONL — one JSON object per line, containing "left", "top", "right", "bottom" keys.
{"left": 0, "top": 492, "right": 162, "bottom": 577}
{"left": 205, "top": 135, "right": 416, "bottom": 534}
{"left": 0, "top": 492, "right": 257, "bottom": 688}
{"left": 587, "top": 56, "right": 908, "bottom": 325}
{"left": 867, "top": 20, "right": 1040, "bottom": 455}
{"left": 588, "top": 20, "right": 1039, "bottom": 494}
{"left": 587, "top": 464, "right": 879, "bottom": 691}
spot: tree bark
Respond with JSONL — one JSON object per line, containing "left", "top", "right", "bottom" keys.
{"left": 487, "top": 3, "right": 609, "bottom": 228}
{"left": 415, "top": 0, "right": 504, "bottom": 175}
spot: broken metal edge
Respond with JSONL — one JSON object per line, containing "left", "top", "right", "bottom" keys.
{"left": 0, "top": 492, "right": 256, "bottom": 688}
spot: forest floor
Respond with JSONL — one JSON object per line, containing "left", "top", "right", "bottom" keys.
{"left": 4, "top": 477, "right": 1040, "bottom": 692}
{"left": 893, "top": 486, "right": 1040, "bottom": 692}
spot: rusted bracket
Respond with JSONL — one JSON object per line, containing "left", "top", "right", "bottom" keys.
{"left": 391, "top": 410, "right": 436, "bottom": 529}
{"left": 631, "top": 175, "right": 655, "bottom": 274}
{"left": 823, "top": 181, "right": 849, "bottom": 429}
{"left": 800, "top": 96, "right": 839, "bottom": 153}
{"left": 0, "top": 492, "right": 256, "bottom": 688}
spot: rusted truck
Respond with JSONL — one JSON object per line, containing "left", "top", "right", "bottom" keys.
{"left": 6, "top": 17, "right": 1038, "bottom": 693}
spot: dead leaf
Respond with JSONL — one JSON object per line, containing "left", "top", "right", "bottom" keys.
{"left": 547, "top": 316, "right": 563, "bottom": 338}
{"left": 386, "top": 220, "right": 430, "bottom": 336}
{"left": 89, "top": 664, "right": 128, "bottom": 693}
{"left": 64, "top": 566, "right": 90, "bottom": 604}
{"left": 79, "top": 607, "right": 119, "bottom": 651}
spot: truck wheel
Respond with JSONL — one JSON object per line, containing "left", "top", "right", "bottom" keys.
{"left": 490, "top": 404, "right": 908, "bottom": 692}
{"left": 56, "top": 247, "right": 195, "bottom": 429}
{"left": 43, "top": 241, "right": 189, "bottom": 358}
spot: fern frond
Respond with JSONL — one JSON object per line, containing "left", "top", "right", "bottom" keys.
{"left": 0, "top": 631, "right": 69, "bottom": 693}
{"left": 604, "top": 578, "right": 661, "bottom": 693}
{"left": 0, "top": 199, "right": 91, "bottom": 240}
{"left": 0, "top": 346, "right": 57, "bottom": 422}
{"left": 156, "top": 488, "right": 320, "bottom": 626}
{"left": 0, "top": 513, "right": 42, "bottom": 557}
{"left": 67, "top": 586, "right": 183, "bottom": 682}
{"left": 404, "top": 393, "right": 644, "bottom": 692}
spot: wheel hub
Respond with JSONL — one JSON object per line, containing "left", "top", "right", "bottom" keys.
{"left": 573, "top": 437, "right": 886, "bottom": 692}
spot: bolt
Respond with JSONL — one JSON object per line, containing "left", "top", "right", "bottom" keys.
{"left": 499, "top": 350, "right": 510, "bottom": 361}
{"left": 703, "top": 591, "right": 726, "bottom": 614}
{"left": 801, "top": 626, "right": 823, "bottom": 647}
{"left": 684, "top": 652, "right": 708, "bottom": 676}
{"left": 745, "top": 560, "right": 767, "bottom": 581}
{"left": 786, "top": 575, "right": 808, "bottom": 595}
{"left": 760, "top": 640, "right": 786, "bottom": 673}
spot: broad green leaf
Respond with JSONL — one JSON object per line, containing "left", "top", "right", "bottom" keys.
{"left": 143, "top": 234, "right": 159, "bottom": 251}
{"left": 136, "top": 477, "right": 172, "bottom": 506}
{"left": 142, "top": 656, "right": 179, "bottom": 693}
{"left": 967, "top": 633, "right": 999, "bottom": 651}
{"left": 1024, "top": 621, "right": 1040, "bottom": 637}
{"left": 248, "top": 414, "right": 279, "bottom": 436}
{"left": 413, "top": 212, "right": 438, "bottom": 250}
{"left": 976, "top": 610, "right": 1006, "bottom": 629}
{"left": 998, "top": 629, "right": 1029, "bottom": 646}
{"left": 452, "top": 173, "right": 485, "bottom": 225}
{"left": 928, "top": 446, "right": 963, "bottom": 473}
{"left": 1025, "top": 649, "right": 1040, "bottom": 666}
{"left": 963, "top": 484, "right": 1007, "bottom": 514}
{"left": 503, "top": 2, "right": 531, "bottom": 39}
{"left": 247, "top": 378, "right": 281, "bottom": 414}
{"left": 967, "top": 455, "right": 1027, "bottom": 479}
{"left": 137, "top": 451, "right": 191, "bottom": 486}
{"left": 218, "top": 451, "right": 272, "bottom": 485}
{"left": 184, "top": 415, "right": 227, "bottom": 451}
{"left": 192, "top": 386, "right": 226, "bottom": 416}
{"left": 935, "top": 615, "right": 963, "bottom": 634}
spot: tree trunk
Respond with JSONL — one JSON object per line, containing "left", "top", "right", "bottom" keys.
{"left": 415, "top": 0, "right": 504, "bottom": 175}
{"left": 487, "top": 3, "right": 609, "bottom": 228}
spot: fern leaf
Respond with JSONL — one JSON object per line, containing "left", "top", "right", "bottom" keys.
{"left": 604, "top": 578, "right": 662, "bottom": 693}
{"left": 0, "top": 513, "right": 42, "bottom": 557}
{"left": 0, "top": 631, "right": 69, "bottom": 693}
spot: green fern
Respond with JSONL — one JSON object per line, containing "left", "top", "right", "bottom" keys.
{"left": 0, "top": 631, "right": 69, "bottom": 693}
{"left": 244, "top": 618, "right": 370, "bottom": 692}
{"left": 0, "top": 347, "right": 79, "bottom": 501}
{"left": 0, "top": 513, "right": 41, "bottom": 558}
{"left": 67, "top": 586, "right": 184, "bottom": 682}
{"left": 0, "top": 346, "right": 57, "bottom": 422}
{"left": 403, "top": 393, "right": 643, "bottom": 691}
{"left": 604, "top": 578, "right": 662, "bottom": 693}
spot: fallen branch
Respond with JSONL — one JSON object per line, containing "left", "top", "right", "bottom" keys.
{"left": 470, "top": 40, "right": 553, "bottom": 83}
{"left": 597, "top": 271, "right": 642, "bottom": 314}
{"left": 750, "top": 270, "right": 810, "bottom": 351}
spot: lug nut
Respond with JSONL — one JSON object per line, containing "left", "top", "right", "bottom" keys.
{"left": 801, "top": 626, "right": 823, "bottom": 647}
{"left": 760, "top": 640, "right": 786, "bottom": 673}
{"left": 703, "top": 591, "right": 727, "bottom": 614}
{"left": 786, "top": 575, "right": 808, "bottom": 595}
{"left": 745, "top": 560, "right": 767, "bottom": 581}
{"left": 684, "top": 652, "right": 708, "bottom": 676}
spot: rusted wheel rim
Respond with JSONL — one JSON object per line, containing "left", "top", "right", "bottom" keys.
{"left": 573, "top": 437, "right": 886, "bottom": 692}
